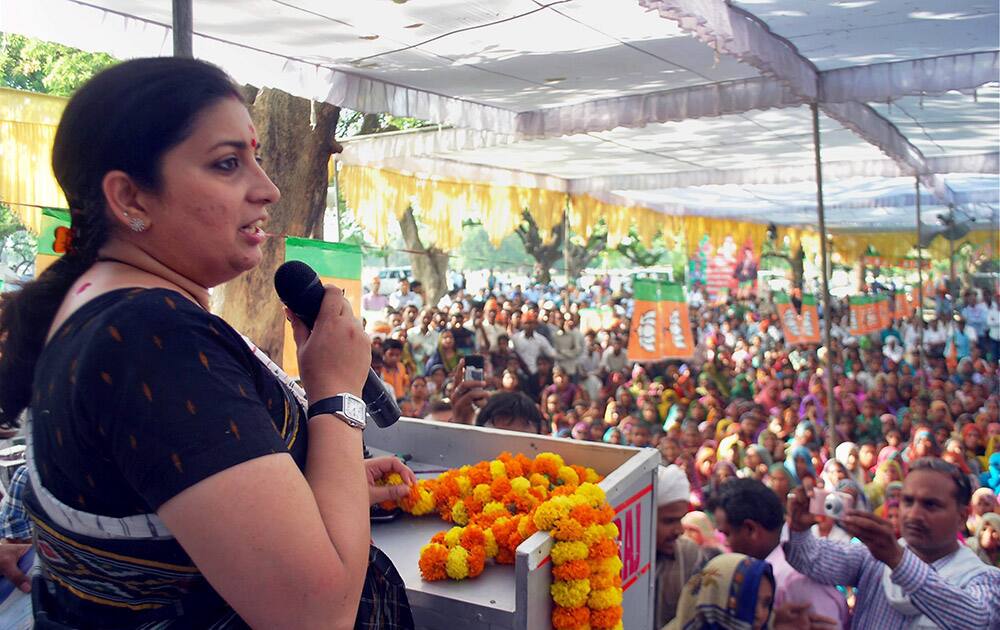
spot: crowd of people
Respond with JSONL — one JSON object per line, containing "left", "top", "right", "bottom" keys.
{"left": 362, "top": 273, "right": 1000, "bottom": 628}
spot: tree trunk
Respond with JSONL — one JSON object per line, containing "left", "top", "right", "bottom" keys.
{"left": 215, "top": 87, "right": 341, "bottom": 366}
{"left": 568, "top": 232, "right": 608, "bottom": 281}
{"left": 399, "top": 206, "right": 449, "bottom": 306}
{"left": 515, "top": 210, "right": 564, "bottom": 284}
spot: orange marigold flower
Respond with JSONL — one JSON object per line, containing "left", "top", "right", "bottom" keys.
{"left": 552, "top": 559, "right": 591, "bottom": 581}
{"left": 551, "top": 605, "right": 589, "bottom": 630}
{"left": 466, "top": 545, "right": 487, "bottom": 578}
{"left": 418, "top": 543, "right": 449, "bottom": 581}
{"left": 490, "top": 477, "right": 512, "bottom": 501}
{"left": 552, "top": 517, "right": 585, "bottom": 541}
{"left": 590, "top": 605, "right": 623, "bottom": 629}
{"left": 517, "top": 515, "right": 538, "bottom": 539}
{"left": 495, "top": 547, "right": 515, "bottom": 565}
{"left": 570, "top": 464, "right": 588, "bottom": 482}
{"left": 498, "top": 451, "right": 514, "bottom": 463}
{"left": 529, "top": 472, "right": 551, "bottom": 488}
{"left": 551, "top": 485, "right": 576, "bottom": 498}
{"left": 515, "top": 453, "right": 533, "bottom": 472}
{"left": 589, "top": 571, "right": 622, "bottom": 590}
{"left": 467, "top": 463, "right": 491, "bottom": 487}
{"left": 589, "top": 538, "right": 618, "bottom": 559}
{"left": 460, "top": 525, "right": 486, "bottom": 549}
{"left": 504, "top": 459, "right": 525, "bottom": 478}
{"left": 569, "top": 505, "right": 598, "bottom": 527}
{"left": 532, "top": 453, "right": 563, "bottom": 479}
{"left": 595, "top": 504, "right": 616, "bottom": 524}
{"left": 430, "top": 532, "right": 446, "bottom": 545}
{"left": 465, "top": 497, "right": 484, "bottom": 516}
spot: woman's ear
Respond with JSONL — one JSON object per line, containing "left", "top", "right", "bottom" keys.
{"left": 102, "top": 170, "right": 153, "bottom": 233}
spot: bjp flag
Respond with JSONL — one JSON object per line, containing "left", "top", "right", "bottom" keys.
{"left": 628, "top": 279, "right": 693, "bottom": 361}
{"left": 894, "top": 291, "right": 910, "bottom": 319}
{"left": 281, "top": 236, "right": 363, "bottom": 376}
{"left": 628, "top": 278, "right": 663, "bottom": 362}
{"left": 35, "top": 208, "right": 71, "bottom": 277}
{"left": 849, "top": 296, "right": 871, "bottom": 336}
{"left": 875, "top": 294, "right": 892, "bottom": 330}
{"left": 798, "top": 294, "right": 821, "bottom": 344}
{"left": 658, "top": 282, "right": 695, "bottom": 359}
{"left": 774, "top": 292, "right": 803, "bottom": 345}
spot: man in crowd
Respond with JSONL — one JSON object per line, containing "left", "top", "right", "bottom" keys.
{"left": 785, "top": 458, "right": 1000, "bottom": 628}
{"left": 362, "top": 275, "right": 389, "bottom": 313}
{"left": 390, "top": 277, "right": 423, "bottom": 310}
{"left": 512, "top": 313, "right": 556, "bottom": 375}
{"left": 654, "top": 464, "right": 706, "bottom": 628}
{"left": 714, "top": 478, "right": 846, "bottom": 628}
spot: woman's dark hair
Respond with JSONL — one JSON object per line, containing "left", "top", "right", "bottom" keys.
{"left": 0, "top": 57, "right": 241, "bottom": 427}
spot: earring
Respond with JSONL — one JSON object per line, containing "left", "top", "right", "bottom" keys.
{"left": 129, "top": 217, "right": 147, "bottom": 233}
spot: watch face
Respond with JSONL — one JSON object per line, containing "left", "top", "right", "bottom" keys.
{"left": 344, "top": 396, "right": 366, "bottom": 421}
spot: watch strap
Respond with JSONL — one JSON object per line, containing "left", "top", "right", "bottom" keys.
{"left": 307, "top": 394, "right": 366, "bottom": 428}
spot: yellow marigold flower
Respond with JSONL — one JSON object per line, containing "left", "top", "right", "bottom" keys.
{"left": 473, "top": 483, "right": 492, "bottom": 504}
{"left": 411, "top": 488, "right": 436, "bottom": 516}
{"left": 451, "top": 500, "right": 469, "bottom": 526}
{"left": 584, "top": 468, "right": 601, "bottom": 483}
{"left": 557, "top": 466, "right": 580, "bottom": 487}
{"left": 445, "top": 546, "right": 470, "bottom": 580}
{"left": 551, "top": 541, "right": 589, "bottom": 565}
{"left": 533, "top": 452, "right": 565, "bottom": 478}
{"left": 490, "top": 460, "right": 507, "bottom": 479}
{"left": 484, "top": 529, "right": 499, "bottom": 558}
{"left": 385, "top": 472, "right": 403, "bottom": 486}
{"left": 517, "top": 515, "right": 538, "bottom": 539}
{"left": 582, "top": 524, "right": 609, "bottom": 546}
{"left": 510, "top": 476, "right": 531, "bottom": 495}
{"left": 566, "top": 494, "right": 589, "bottom": 509}
{"left": 455, "top": 475, "right": 472, "bottom": 497}
{"left": 444, "top": 526, "right": 464, "bottom": 549}
{"left": 576, "top": 482, "right": 605, "bottom": 508}
{"left": 533, "top": 495, "right": 572, "bottom": 531}
{"left": 588, "top": 586, "right": 623, "bottom": 610}
{"left": 483, "top": 501, "right": 507, "bottom": 517}
{"left": 550, "top": 578, "right": 590, "bottom": 609}
{"left": 529, "top": 473, "right": 550, "bottom": 488}
{"left": 604, "top": 523, "right": 619, "bottom": 540}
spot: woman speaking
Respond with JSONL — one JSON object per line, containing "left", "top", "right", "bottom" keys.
{"left": 0, "top": 58, "right": 413, "bottom": 629}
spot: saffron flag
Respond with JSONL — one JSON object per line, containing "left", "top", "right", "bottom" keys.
{"left": 35, "top": 208, "right": 71, "bottom": 277}
{"left": 628, "top": 279, "right": 694, "bottom": 362}
{"left": 282, "top": 237, "right": 363, "bottom": 376}
{"left": 774, "top": 293, "right": 821, "bottom": 345}
{"left": 894, "top": 291, "right": 910, "bottom": 319}
{"left": 875, "top": 294, "right": 892, "bottom": 330}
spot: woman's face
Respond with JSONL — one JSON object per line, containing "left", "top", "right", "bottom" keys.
{"left": 768, "top": 470, "right": 791, "bottom": 498}
{"left": 846, "top": 449, "right": 858, "bottom": 469}
{"left": 545, "top": 395, "right": 560, "bottom": 413}
{"left": 753, "top": 576, "right": 774, "bottom": 630}
{"left": 411, "top": 378, "right": 428, "bottom": 399}
{"left": 763, "top": 434, "right": 776, "bottom": 451}
{"left": 981, "top": 524, "right": 999, "bottom": 551}
{"left": 553, "top": 371, "right": 567, "bottom": 387}
{"left": 136, "top": 98, "right": 279, "bottom": 287}
{"left": 745, "top": 451, "right": 761, "bottom": 470}
{"left": 965, "top": 429, "right": 982, "bottom": 450}
{"left": 501, "top": 370, "right": 518, "bottom": 390}
{"left": 440, "top": 331, "right": 455, "bottom": 349}
{"left": 974, "top": 493, "right": 996, "bottom": 516}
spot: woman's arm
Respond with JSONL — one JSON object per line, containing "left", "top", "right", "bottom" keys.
{"left": 161, "top": 286, "right": 373, "bottom": 629}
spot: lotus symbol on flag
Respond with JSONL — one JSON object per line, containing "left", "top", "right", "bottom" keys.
{"left": 638, "top": 310, "right": 657, "bottom": 352}
{"left": 782, "top": 308, "right": 800, "bottom": 337}
{"left": 801, "top": 311, "right": 814, "bottom": 336}
{"left": 669, "top": 309, "right": 687, "bottom": 349}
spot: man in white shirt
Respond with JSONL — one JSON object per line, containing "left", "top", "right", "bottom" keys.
{"left": 389, "top": 278, "right": 423, "bottom": 310}
{"left": 599, "top": 335, "right": 630, "bottom": 375}
{"left": 512, "top": 315, "right": 556, "bottom": 375}
{"left": 407, "top": 309, "right": 439, "bottom": 370}
{"left": 985, "top": 291, "right": 1000, "bottom": 361}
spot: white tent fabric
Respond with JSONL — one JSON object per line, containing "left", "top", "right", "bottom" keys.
{"left": 3, "top": 0, "right": 998, "bottom": 232}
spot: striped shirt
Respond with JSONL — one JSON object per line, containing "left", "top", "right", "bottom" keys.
{"left": 783, "top": 528, "right": 1000, "bottom": 629}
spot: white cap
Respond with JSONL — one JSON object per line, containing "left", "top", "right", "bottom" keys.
{"left": 657, "top": 464, "right": 691, "bottom": 507}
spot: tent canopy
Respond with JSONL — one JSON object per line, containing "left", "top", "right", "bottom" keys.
{"left": 2, "top": 0, "right": 997, "bottom": 239}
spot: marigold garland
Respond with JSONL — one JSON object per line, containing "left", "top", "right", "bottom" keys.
{"left": 382, "top": 452, "right": 623, "bottom": 630}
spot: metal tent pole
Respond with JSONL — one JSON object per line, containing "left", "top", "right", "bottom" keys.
{"left": 173, "top": 0, "right": 193, "bottom": 58}
{"left": 811, "top": 103, "right": 837, "bottom": 454}
{"left": 915, "top": 178, "right": 926, "bottom": 377}
{"left": 948, "top": 204, "right": 957, "bottom": 311}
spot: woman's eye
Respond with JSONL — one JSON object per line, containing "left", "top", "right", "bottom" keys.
{"left": 215, "top": 157, "right": 239, "bottom": 171}
{"left": 254, "top": 155, "right": 264, "bottom": 166}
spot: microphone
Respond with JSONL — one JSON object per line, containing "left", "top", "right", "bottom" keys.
{"left": 274, "top": 260, "right": 400, "bottom": 428}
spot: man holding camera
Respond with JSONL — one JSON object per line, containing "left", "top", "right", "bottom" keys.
{"left": 785, "top": 458, "right": 1000, "bottom": 628}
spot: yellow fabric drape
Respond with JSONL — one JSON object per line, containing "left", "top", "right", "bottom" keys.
{"left": 0, "top": 88, "right": 67, "bottom": 233}
{"left": 832, "top": 229, "right": 997, "bottom": 263}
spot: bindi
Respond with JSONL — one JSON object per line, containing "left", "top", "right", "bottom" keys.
{"left": 248, "top": 124, "right": 258, "bottom": 149}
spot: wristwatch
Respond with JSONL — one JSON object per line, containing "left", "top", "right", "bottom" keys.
{"left": 307, "top": 393, "right": 367, "bottom": 429}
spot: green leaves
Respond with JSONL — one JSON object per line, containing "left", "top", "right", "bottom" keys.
{"left": 1, "top": 33, "right": 117, "bottom": 96}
